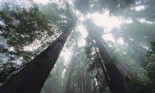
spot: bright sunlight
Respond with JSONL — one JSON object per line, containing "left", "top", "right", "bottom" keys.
{"left": 34, "top": 0, "right": 49, "bottom": 5}
{"left": 87, "top": 11, "right": 123, "bottom": 32}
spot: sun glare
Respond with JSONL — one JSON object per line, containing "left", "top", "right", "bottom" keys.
{"left": 77, "top": 25, "right": 88, "bottom": 38}
{"left": 138, "top": 18, "right": 153, "bottom": 24}
{"left": 60, "top": 47, "right": 72, "bottom": 65}
{"left": 135, "top": 5, "right": 145, "bottom": 11}
{"left": 24, "top": 40, "right": 41, "bottom": 52}
{"left": 34, "top": 0, "right": 49, "bottom": 5}
{"left": 87, "top": 11, "right": 123, "bottom": 32}
{"left": 102, "top": 33, "right": 115, "bottom": 42}
{"left": 117, "top": 37, "right": 124, "bottom": 45}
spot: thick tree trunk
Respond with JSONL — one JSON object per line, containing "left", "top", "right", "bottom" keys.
{"left": 89, "top": 31, "right": 126, "bottom": 93}
{"left": 0, "top": 30, "right": 71, "bottom": 93}
{"left": 91, "top": 39, "right": 111, "bottom": 89}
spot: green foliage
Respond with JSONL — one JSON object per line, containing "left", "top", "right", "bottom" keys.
{"left": 125, "top": 79, "right": 151, "bottom": 93}
{"left": 0, "top": 0, "right": 77, "bottom": 86}
{"left": 146, "top": 41, "right": 155, "bottom": 92}
{"left": 85, "top": 35, "right": 109, "bottom": 93}
{"left": 0, "top": 4, "right": 52, "bottom": 63}
{"left": 147, "top": 41, "right": 155, "bottom": 58}
{"left": 1, "top": 0, "right": 155, "bottom": 92}
{"left": 0, "top": 4, "right": 53, "bottom": 83}
{"left": 40, "top": 2, "right": 77, "bottom": 33}
{"left": 84, "top": 19, "right": 153, "bottom": 92}
{"left": 74, "top": 0, "right": 155, "bottom": 21}
{"left": 74, "top": 0, "right": 134, "bottom": 14}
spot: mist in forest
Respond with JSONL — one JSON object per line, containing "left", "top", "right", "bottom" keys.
{"left": 0, "top": 0, "right": 155, "bottom": 93}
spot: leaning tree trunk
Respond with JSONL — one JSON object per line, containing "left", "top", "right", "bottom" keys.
{"left": 0, "top": 30, "right": 72, "bottom": 93}
{"left": 89, "top": 31, "right": 126, "bottom": 93}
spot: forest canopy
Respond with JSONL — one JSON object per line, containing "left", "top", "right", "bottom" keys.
{"left": 0, "top": 0, "right": 155, "bottom": 93}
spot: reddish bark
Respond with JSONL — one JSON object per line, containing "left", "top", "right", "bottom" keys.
{"left": 0, "top": 30, "right": 71, "bottom": 93}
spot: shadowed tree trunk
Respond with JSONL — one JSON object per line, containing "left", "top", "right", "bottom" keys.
{"left": 0, "top": 30, "right": 72, "bottom": 93}
{"left": 85, "top": 74, "right": 93, "bottom": 93}
{"left": 89, "top": 30, "right": 126, "bottom": 93}
{"left": 91, "top": 39, "right": 111, "bottom": 89}
{"left": 83, "top": 65, "right": 93, "bottom": 93}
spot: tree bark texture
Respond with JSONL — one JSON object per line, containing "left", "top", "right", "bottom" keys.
{"left": 89, "top": 31, "right": 126, "bottom": 93}
{"left": 0, "top": 30, "right": 71, "bottom": 93}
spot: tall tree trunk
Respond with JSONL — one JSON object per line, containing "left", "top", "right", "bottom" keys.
{"left": 89, "top": 31, "right": 126, "bottom": 93}
{"left": 85, "top": 73, "right": 92, "bottom": 93}
{"left": 0, "top": 30, "right": 72, "bottom": 93}
{"left": 91, "top": 39, "right": 111, "bottom": 89}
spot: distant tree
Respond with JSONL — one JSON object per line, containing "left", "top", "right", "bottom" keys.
{"left": 41, "top": 57, "right": 65, "bottom": 93}
{"left": 63, "top": 31, "right": 92, "bottom": 93}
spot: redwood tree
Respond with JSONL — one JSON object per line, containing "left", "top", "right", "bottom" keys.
{"left": 0, "top": 30, "right": 72, "bottom": 93}
{"left": 85, "top": 20, "right": 126, "bottom": 93}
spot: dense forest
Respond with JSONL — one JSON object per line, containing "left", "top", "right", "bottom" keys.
{"left": 0, "top": 0, "right": 155, "bottom": 93}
